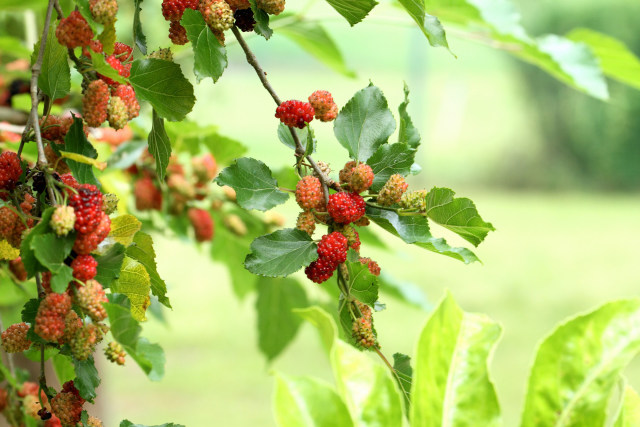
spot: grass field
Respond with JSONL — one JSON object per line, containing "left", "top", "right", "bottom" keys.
{"left": 98, "top": 191, "right": 640, "bottom": 426}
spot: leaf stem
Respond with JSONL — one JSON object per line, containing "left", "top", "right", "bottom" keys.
{"left": 230, "top": 26, "right": 338, "bottom": 205}
{"left": 373, "top": 346, "right": 411, "bottom": 406}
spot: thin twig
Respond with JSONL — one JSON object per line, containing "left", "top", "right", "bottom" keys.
{"left": 231, "top": 26, "right": 336, "bottom": 204}
{"left": 374, "top": 346, "right": 411, "bottom": 405}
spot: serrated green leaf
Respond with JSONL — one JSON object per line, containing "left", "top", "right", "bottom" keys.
{"left": 393, "top": 352, "right": 413, "bottom": 411}
{"left": 126, "top": 232, "right": 170, "bottom": 308}
{"left": 398, "top": 83, "right": 421, "bottom": 149}
{"left": 367, "top": 143, "right": 416, "bottom": 192}
{"left": 129, "top": 337, "right": 165, "bottom": 381}
{"left": 21, "top": 208, "right": 55, "bottom": 276}
{"left": 334, "top": 85, "right": 396, "bottom": 162}
{"left": 98, "top": 20, "right": 117, "bottom": 55}
{"left": 249, "top": 0, "right": 272, "bottom": 39}
{"left": 567, "top": 28, "right": 640, "bottom": 91}
{"left": 64, "top": 116, "right": 100, "bottom": 187}
{"left": 324, "top": 0, "right": 377, "bottom": 26}
{"left": 274, "top": 373, "right": 354, "bottom": 427}
{"left": 37, "top": 25, "right": 70, "bottom": 100}
{"left": 52, "top": 354, "right": 75, "bottom": 385}
{"left": 111, "top": 257, "right": 151, "bottom": 321}
{"left": 345, "top": 249, "right": 378, "bottom": 305}
{"left": 425, "top": 187, "right": 495, "bottom": 247}
{"left": 365, "top": 206, "right": 480, "bottom": 264}
{"left": 94, "top": 243, "right": 126, "bottom": 288}
{"left": 615, "top": 386, "right": 640, "bottom": 427}
{"left": 74, "top": 0, "right": 98, "bottom": 33}
{"left": 411, "top": 292, "right": 502, "bottom": 427}
{"left": 244, "top": 228, "right": 317, "bottom": 277}
{"left": 215, "top": 157, "right": 289, "bottom": 211}
{"left": 108, "top": 215, "right": 142, "bottom": 247}
{"left": 31, "top": 233, "right": 75, "bottom": 293}
{"left": 278, "top": 20, "right": 355, "bottom": 77}
{"left": 106, "top": 294, "right": 142, "bottom": 347}
{"left": 90, "top": 51, "right": 126, "bottom": 85}
{"left": 182, "top": 9, "right": 227, "bottom": 83}
{"left": 74, "top": 356, "right": 100, "bottom": 402}
{"left": 398, "top": 0, "right": 449, "bottom": 50}
{"left": 522, "top": 299, "right": 640, "bottom": 427}
{"left": 129, "top": 59, "right": 195, "bottom": 121}
{"left": 277, "top": 123, "right": 314, "bottom": 153}
{"left": 148, "top": 110, "right": 172, "bottom": 180}
{"left": 256, "top": 277, "right": 308, "bottom": 361}
{"left": 21, "top": 298, "right": 40, "bottom": 324}
{"left": 133, "top": 0, "right": 147, "bottom": 54}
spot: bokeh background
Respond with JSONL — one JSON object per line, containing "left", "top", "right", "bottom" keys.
{"left": 2, "top": 0, "right": 640, "bottom": 425}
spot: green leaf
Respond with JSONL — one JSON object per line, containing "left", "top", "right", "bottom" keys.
{"left": 567, "top": 28, "right": 640, "bottom": 91}
{"left": 522, "top": 299, "right": 640, "bottom": 427}
{"left": 215, "top": 157, "right": 289, "bottom": 211}
{"left": 52, "top": 354, "right": 75, "bottom": 385}
{"left": 126, "top": 232, "right": 171, "bottom": 308}
{"left": 331, "top": 340, "right": 403, "bottom": 426}
{"left": 398, "top": 82, "right": 420, "bottom": 149}
{"left": 129, "top": 337, "right": 165, "bottom": 381}
{"left": 108, "top": 215, "right": 142, "bottom": 247}
{"left": 615, "top": 386, "right": 640, "bottom": 427}
{"left": 182, "top": 9, "right": 228, "bottom": 83}
{"left": 256, "top": 277, "right": 308, "bottom": 361}
{"left": 324, "top": 0, "right": 377, "bottom": 26}
{"left": 278, "top": 21, "right": 355, "bottom": 77}
{"left": 249, "top": 0, "right": 272, "bottom": 39}
{"left": 293, "top": 306, "right": 337, "bottom": 355}
{"left": 90, "top": 51, "right": 126, "bottom": 85}
{"left": 129, "top": 59, "right": 195, "bottom": 121}
{"left": 110, "top": 257, "right": 151, "bottom": 321}
{"left": 245, "top": 228, "right": 317, "bottom": 277}
{"left": 425, "top": 187, "right": 495, "bottom": 247}
{"left": 74, "top": 356, "right": 101, "bottom": 402}
{"left": 105, "top": 294, "right": 142, "bottom": 348}
{"left": 366, "top": 143, "right": 416, "bottom": 192}
{"left": 37, "top": 24, "right": 70, "bottom": 100}
{"left": 133, "top": 0, "right": 147, "bottom": 54}
{"left": 20, "top": 208, "right": 54, "bottom": 276}
{"left": 31, "top": 233, "right": 75, "bottom": 293}
{"left": 393, "top": 353, "right": 413, "bottom": 411}
{"left": 397, "top": 0, "right": 449, "bottom": 49}
{"left": 277, "top": 124, "right": 314, "bottom": 153}
{"left": 120, "top": 421, "right": 184, "bottom": 427}
{"left": 411, "top": 292, "right": 502, "bottom": 426}
{"left": 64, "top": 116, "right": 100, "bottom": 187}
{"left": 98, "top": 20, "right": 117, "bottom": 55}
{"left": 334, "top": 85, "right": 396, "bottom": 162}
{"left": 148, "top": 110, "right": 172, "bottom": 181}
{"left": 344, "top": 250, "right": 378, "bottom": 305}
{"left": 273, "top": 373, "right": 354, "bottom": 427}
{"left": 94, "top": 243, "right": 126, "bottom": 288}
{"left": 365, "top": 206, "right": 480, "bottom": 264}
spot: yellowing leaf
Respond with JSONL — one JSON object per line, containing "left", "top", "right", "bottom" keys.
{"left": 0, "top": 240, "right": 19, "bottom": 260}
{"left": 59, "top": 151, "right": 107, "bottom": 171}
{"left": 111, "top": 256, "right": 151, "bottom": 321}
{"left": 109, "top": 215, "right": 142, "bottom": 247}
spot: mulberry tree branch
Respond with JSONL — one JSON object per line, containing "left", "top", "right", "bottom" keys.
{"left": 231, "top": 26, "right": 337, "bottom": 204}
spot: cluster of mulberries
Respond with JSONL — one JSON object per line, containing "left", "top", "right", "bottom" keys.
{"left": 275, "top": 90, "right": 339, "bottom": 130}
{"left": 305, "top": 232, "right": 347, "bottom": 283}
{"left": 127, "top": 151, "right": 218, "bottom": 242}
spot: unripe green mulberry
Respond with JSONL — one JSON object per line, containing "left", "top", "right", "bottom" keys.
{"left": 107, "top": 96, "right": 128, "bottom": 130}
{"left": 105, "top": 341, "right": 126, "bottom": 365}
{"left": 400, "top": 189, "right": 427, "bottom": 211}
{"left": 200, "top": 0, "right": 234, "bottom": 32}
{"left": 149, "top": 48, "right": 174, "bottom": 61}
{"left": 74, "top": 280, "right": 108, "bottom": 322}
{"left": 296, "top": 211, "right": 315, "bottom": 236}
{"left": 70, "top": 323, "right": 103, "bottom": 360}
{"left": 50, "top": 206, "right": 76, "bottom": 236}
{"left": 223, "top": 214, "right": 247, "bottom": 236}
{"left": 256, "top": 0, "right": 284, "bottom": 15}
{"left": 352, "top": 300, "right": 377, "bottom": 349}
{"left": 376, "top": 174, "right": 408, "bottom": 206}
{"left": 89, "top": 0, "right": 118, "bottom": 24}
{"left": 102, "top": 193, "right": 119, "bottom": 214}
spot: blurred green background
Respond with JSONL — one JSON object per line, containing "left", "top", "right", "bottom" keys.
{"left": 2, "top": 0, "right": 640, "bottom": 425}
